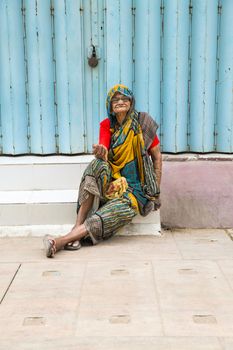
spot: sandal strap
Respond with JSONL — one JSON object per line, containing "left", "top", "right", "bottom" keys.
{"left": 49, "top": 239, "right": 56, "bottom": 254}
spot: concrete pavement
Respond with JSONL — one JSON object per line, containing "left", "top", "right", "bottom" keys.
{"left": 1, "top": 229, "right": 233, "bottom": 349}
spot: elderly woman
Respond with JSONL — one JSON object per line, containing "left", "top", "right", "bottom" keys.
{"left": 44, "top": 84, "right": 162, "bottom": 257}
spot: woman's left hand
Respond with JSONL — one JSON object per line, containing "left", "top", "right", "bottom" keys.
{"left": 154, "top": 196, "right": 161, "bottom": 210}
{"left": 93, "top": 144, "right": 108, "bottom": 161}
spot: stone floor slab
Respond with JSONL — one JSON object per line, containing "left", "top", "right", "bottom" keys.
{"left": 217, "top": 260, "right": 233, "bottom": 291}
{"left": 0, "top": 232, "right": 182, "bottom": 263}
{"left": 162, "top": 310, "right": 233, "bottom": 336}
{"left": 75, "top": 260, "right": 163, "bottom": 337}
{"left": 0, "top": 233, "right": 233, "bottom": 348}
{"left": 218, "top": 337, "right": 233, "bottom": 350}
{"left": 80, "top": 261, "right": 156, "bottom": 306}
{"left": 65, "top": 233, "right": 181, "bottom": 262}
{"left": 0, "top": 263, "right": 19, "bottom": 300}
{"left": 0, "top": 237, "right": 46, "bottom": 262}
{"left": 0, "top": 262, "right": 86, "bottom": 341}
{"left": 76, "top": 304, "right": 163, "bottom": 337}
{"left": 172, "top": 229, "right": 233, "bottom": 259}
{"left": 0, "top": 336, "right": 223, "bottom": 350}
{"left": 152, "top": 260, "right": 233, "bottom": 312}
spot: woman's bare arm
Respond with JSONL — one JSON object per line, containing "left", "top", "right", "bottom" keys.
{"left": 149, "top": 144, "right": 162, "bottom": 188}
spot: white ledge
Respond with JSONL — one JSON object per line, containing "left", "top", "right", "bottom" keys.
{"left": 0, "top": 190, "right": 77, "bottom": 204}
{"left": 0, "top": 155, "right": 95, "bottom": 165}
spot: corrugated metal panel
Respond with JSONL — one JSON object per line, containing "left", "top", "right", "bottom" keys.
{"left": 161, "top": 0, "right": 189, "bottom": 152}
{"left": 106, "top": 0, "right": 133, "bottom": 90}
{"left": 134, "top": 0, "right": 161, "bottom": 127}
{"left": 0, "top": 0, "right": 28, "bottom": 154}
{"left": 189, "top": 0, "right": 218, "bottom": 152}
{"left": 85, "top": 0, "right": 106, "bottom": 152}
{"left": 25, "top": 0, "right": 56, "bottom": 153}
{"left": 216, "top": 0, "right": 233, "bottom": 152}
{"left": 0, "top": 0, "right": 232, "bottom": 155}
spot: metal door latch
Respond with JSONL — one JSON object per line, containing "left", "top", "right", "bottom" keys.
{"left": 88, "top": 45, "right": 99, "bottom": 68}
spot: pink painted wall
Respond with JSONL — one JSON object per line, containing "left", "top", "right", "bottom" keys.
{"left": 160, "top": 161, "right": 233, "bottom": 228}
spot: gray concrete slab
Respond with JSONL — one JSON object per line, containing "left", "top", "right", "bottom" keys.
{"left": 0, "top": 233, "right": 181, "bottom": 263}
{"left": 152, "top": 259, "right": 233, "bottom": 336}
{"left": 218, "top": 338, "right": 233, "bottom": 350}
{"left": 0, "top": 263, "right": 19, "bottom": 300}
{"left": 0, "top": 262, "right": 86, "bottom": 341}
{"left": 0, "top": 230, "right": 233, "bottom": 349}
{"left": 76, "top": 304, "right": 163, "bottom": 337}
{"left": 152, "top": 259, "right": 233, "bottom": 312}
{"left": 217, "top": 260, "right": 233, "bottom": 290}
{"left": 0, "top": 237, "right": 47, "bottom": 263}
{"left": 0, "top": 336, "right": 223, "bottom": 350}
{"left": 80, "top": 261, "right": 156, "bottom": 306}
{"left": 161, "top": 309, "right": 233, "bottom": 337}
{"left": 172, "top": 229, "right": 233, "bottom": 259}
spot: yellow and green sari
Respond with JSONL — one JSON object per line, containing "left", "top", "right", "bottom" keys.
{"left": 77, "top": 84, "right": 159, "bottom": 244}
{"left": 107, "top": 85, "right": 160, "bottom": 213}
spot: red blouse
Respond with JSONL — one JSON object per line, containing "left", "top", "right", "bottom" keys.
{"left": 99, "top": 118, "right": 160, "bottom": 151}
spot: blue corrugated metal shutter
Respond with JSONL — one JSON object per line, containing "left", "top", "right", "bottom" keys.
{"left": 0, "top": 0, "right": 232, "bottom": 155}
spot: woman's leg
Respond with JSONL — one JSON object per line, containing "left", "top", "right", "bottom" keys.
{"left": 44, "top": 159, "right": 112, "bottom": 257}
{"left": 58, "top": 193, "right": 94, "bottom": 247}
{"left": 44, "top": 196, "right": 94, "bottom": 257}
{"left": 53, "top": 224, "right": 87, "bottom": 251}
{"left": 65, "top": 159, "right": 111, "bottom": 250}
{"left": 44, "top": 196, "right": 137, "bottom": 257}
{"left": 75, "top": 193, "right": 94, "bottom": 227}
{"left": 63, "top": 193, "right": 95, "bottom": 250}
{"left": 64, "top": 159, "right": 111, "bottom": 249}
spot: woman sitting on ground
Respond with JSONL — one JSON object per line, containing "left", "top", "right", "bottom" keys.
{"left": 44, "top": 84, "right": 162, "bottom": 257}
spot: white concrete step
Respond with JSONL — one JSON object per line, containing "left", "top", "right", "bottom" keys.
{"left": 0, "top": 188, "right": 160, "bottom": 234}
{"left": 0, "top": 190, "right": 78, "bottom": 204}
{"left": 0, "top": 210, "right": 161, "bottom": 237}
{"left": 0, "top": 155, "right": 93, "bottom": 190}
{"left": 0, "top": 156, "right": 161, "bottom": 236}
{"left": 0, "top": 190, "right": 77, "bottom": 226}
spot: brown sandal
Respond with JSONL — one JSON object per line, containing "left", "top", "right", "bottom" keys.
{"left": 64, "top": 240, "right": 82, "bottom": 251}
{"left": 43, "top": 235, "right": 56, "bottom": 258}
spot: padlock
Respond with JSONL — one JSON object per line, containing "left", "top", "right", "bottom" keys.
{"left": 88, "top": 45, "right": 98, "bottom": 67}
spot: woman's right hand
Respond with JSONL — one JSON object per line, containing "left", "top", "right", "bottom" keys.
{"left": 92, "top": 144, "right": 108, "bottom": 161}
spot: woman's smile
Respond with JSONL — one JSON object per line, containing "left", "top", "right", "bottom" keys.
{"left": 114, "top": 104, "right": 127, "bottom": 108}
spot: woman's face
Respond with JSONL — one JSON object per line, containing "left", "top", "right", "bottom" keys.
{"left": 111, "top": 92, "right": 131, "bottom": 115}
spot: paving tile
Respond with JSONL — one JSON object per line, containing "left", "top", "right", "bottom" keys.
{"left": 0, "top": 262, "right": 86, "bottom": 340}
{"left": 152, "top": 260, "right": 233, "bottom": 336}
{"left": 0, "top": 233, "right": 181, "bottom": 263}
{"left": 63, "top": 232, "right": 181, "bottom": 262}
{"left": 0, "top": 263, "right": 19, "bottom": 300}
{"left": 161, "top": 310, "right": 233, "bottom": 336}
{"left": 165, "top": 337, "right": 222, "bottom": 350}
{"left": 75, "top": 260, "right": 163, "bottom": 337}
{"left": 0, "top": 234, "right": 232, "bottom": 347}
{"left": 152, "top": 260, "right": 233, "bottom": 312}
{"left": 80, "top": 261, "right": 156, "bottom": 305}
{"left": 172, "top": 229, "right": 233, "bottom": 259}
{"left": 0, "top": 237, "right": 46, "bottom": 262}
{"left": 217, "top": 260, "right": 233, "bottom": 291}
{"left": 1, "top": 262, "right": 85, "bottom": 299}
{"left": 0, "top": 336, "right": 223, "bottom": 350}
{"left": 218, "top": 337, "right": 233, "bottom": 350}
{"left": 0, "top": 304, "right": 78, "bottom": 340}
{"left": 76, "top": 304, "right": 163, "bottom": 337}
